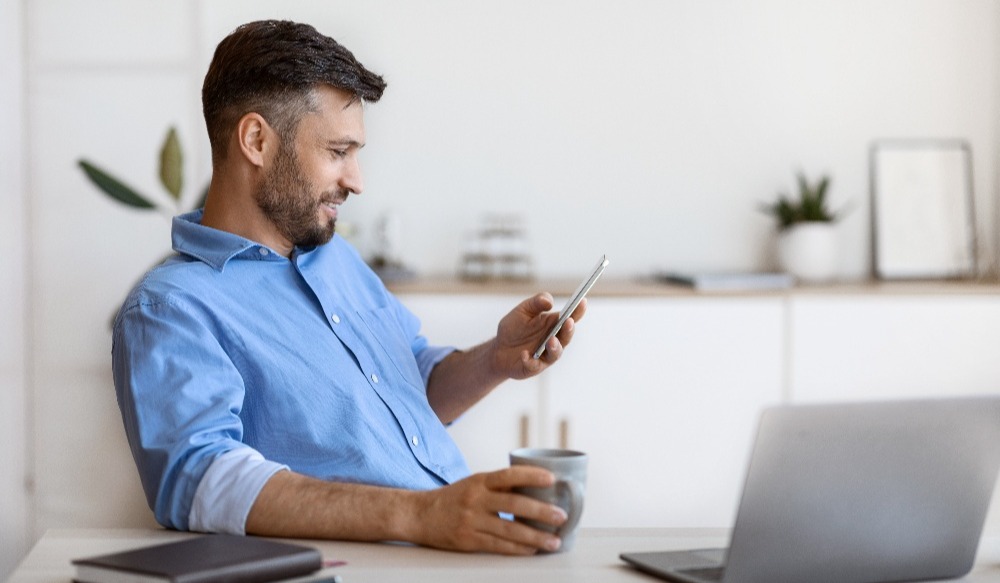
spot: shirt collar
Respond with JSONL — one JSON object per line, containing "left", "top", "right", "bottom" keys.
{"left": 171, "top": 209, "right": 262, "bottom": 272}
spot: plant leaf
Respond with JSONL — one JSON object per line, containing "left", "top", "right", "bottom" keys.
{"left": 816, "top": 176, "right": 830, "bottom": 205}
{"left": 796, "top": 172, "right": 810, "bottom": 198}
{"left": 159, "top": 126, "right": 183, "bottom": 202}
{"left": 78, "top": 159, "right": 156, "bottom": 209}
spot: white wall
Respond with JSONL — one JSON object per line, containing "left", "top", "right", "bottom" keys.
{"left": 197, "top": 0, "right": 1000, "bottom": 280}
{"left": 1, "top": 0, "right": 29, "bottom": 578}
{"left": 5, "top": 0, "right": 1000, "bottom": 572}
{"left": 24, "top": 0, "right": 192, "bottom": 549}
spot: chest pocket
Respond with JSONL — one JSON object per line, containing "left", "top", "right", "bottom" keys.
{"left": 356, "top": 306, "right": 424, "bottom": 388}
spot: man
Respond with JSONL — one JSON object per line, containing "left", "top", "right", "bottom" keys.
{"left": 112, "top": 20, "right": 585, "bottom": 556}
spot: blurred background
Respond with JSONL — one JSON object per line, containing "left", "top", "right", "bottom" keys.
{"left": 1, "top": 0, "right": 998, "bottom": 577}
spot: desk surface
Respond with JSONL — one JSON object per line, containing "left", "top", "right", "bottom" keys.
{"left": 9, "top": 528, "right": 1000, "bottom": 583}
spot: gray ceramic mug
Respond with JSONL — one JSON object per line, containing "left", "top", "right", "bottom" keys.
{"left": 509, "top": 448, "right": 588, "bottom": 552}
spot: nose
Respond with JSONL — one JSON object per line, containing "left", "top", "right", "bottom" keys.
{"left": 342, "top": 154, "right": 364, "bottom": 195}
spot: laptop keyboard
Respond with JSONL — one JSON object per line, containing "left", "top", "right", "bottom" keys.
{"left": 678, "top": 566, "right": 726, "bottom": 582}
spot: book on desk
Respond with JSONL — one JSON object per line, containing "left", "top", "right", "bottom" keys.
{"left": 71, "top": 534, "right": 323, "bottom": 583}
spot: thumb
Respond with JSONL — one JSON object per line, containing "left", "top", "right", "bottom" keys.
{"left": 526, "top": 292, "right": 555, "bottom": 315}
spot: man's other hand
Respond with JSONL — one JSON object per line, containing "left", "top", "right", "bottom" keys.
{"left": 492, "top": 293, "right": 587, "bottom": 380}
{"left": 406, "top": 465, "right": 568, "bottom": 555}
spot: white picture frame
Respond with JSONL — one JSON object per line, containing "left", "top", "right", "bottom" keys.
{"left": 870, "top": 140, "right": 976, "bottom": 280}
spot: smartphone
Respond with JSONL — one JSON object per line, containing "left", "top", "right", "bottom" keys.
{"left": 533, "top": 254, "right": 609, "bottom": 359}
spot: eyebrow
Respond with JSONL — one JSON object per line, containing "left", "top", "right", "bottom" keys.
{"left": 324, "top": 138, "right": 365, "bottom": 149}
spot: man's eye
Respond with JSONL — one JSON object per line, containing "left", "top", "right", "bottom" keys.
{"left": 330, "top": 149, "right": 348, "bottom": 159}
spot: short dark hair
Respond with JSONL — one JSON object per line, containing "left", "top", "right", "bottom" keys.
{"left": 202, "top": 20, "right": 387, "bottom": 164}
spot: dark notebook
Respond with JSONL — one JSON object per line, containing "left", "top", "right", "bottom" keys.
{"left": 72, "top": 534, "right": 323, "bottom": 583}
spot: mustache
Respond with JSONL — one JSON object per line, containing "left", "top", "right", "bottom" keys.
{"left": 320, "top": 190, "right": 351, "bottom": 204}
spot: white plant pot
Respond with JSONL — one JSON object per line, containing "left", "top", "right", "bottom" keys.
{"left": 777, "top": 223, "right": 838, "bottom": 283}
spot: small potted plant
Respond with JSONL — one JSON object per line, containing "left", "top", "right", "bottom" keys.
{"left": 760, "top": 172, "right": 842, "bottom": 282}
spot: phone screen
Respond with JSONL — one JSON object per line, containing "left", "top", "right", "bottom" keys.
{"left": 532, "top": 254, "right": 609, "bottom": 359}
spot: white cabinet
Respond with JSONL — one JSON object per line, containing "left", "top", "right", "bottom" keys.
{"left": 789, "top": 294, "right": 1000, "bottom": 402}
{"left": 400, "top": 284, "right": 1000, "bottom": 531}
{"left": 788, "top": 292, "right": 1000, "bottom": 533}
{"left": 399, "top": 292, "right": 786, "bottom": 529}
{"left": 546, "top": 297, "right": 785, "bottom": 527}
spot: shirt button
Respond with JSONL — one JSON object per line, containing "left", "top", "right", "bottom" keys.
{"left": 258, "top": 248, "right": 269, "bottom": 256}
{"left": 411, "top": 435, "right": 419, "bottom": 447}
{"left": 371, "top": 373, "right": 379, "bottom": 384}
{"left": 330, "top": 314, "right": 341, "bottom": 324}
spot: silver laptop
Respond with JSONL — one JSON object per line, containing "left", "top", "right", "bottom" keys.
{"left": 620, "top": 396, "right": 1000, "bottom": 583}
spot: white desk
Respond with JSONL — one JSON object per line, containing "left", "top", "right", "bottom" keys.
{"left": 8, "top": 528, "right": 1000, "bottom": 583}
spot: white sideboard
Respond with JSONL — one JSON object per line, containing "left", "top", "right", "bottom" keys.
{"left": 14, "top": 279, "right": 1000, "bottom": 562}
{"left": 394, "top": 279, "right": 1000, "bottom": 531}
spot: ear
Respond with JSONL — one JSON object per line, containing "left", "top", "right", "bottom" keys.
{"left": 235, "top": 113, "right": 275, "bottom": 168}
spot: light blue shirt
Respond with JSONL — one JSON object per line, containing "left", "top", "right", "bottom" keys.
{"left": 112, "top": 210, "right": 469, "bottom": 532}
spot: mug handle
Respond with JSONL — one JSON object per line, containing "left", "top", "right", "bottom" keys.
{"left": 554, "top": 479, "right": 585, "bottom": 538}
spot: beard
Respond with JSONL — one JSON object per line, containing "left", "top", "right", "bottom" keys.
{"left": 253, "top": 145, "right": 337, "bottom": 249}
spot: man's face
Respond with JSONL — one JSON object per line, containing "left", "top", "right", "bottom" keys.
{"left": 254, "top": 85, "right": 366, "bottom": 249}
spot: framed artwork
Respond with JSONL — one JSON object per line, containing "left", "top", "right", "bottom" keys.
{"left": 870, "top": 140, "right": 976, "bottom": 279}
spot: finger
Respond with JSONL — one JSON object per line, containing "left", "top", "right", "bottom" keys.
{"left": 569, "top": 297, "right": 587, "bottom": 322}
{"left": 483, "top": 466, "right": 554, "bottom": 491}
{"left": 485, "top": 513, "right": 563, "bottom": 553}
{"left": 478, "top": 535, "right": 541, "bottom": 556}
{"left": 446, "top": 521, "right": 541, "bottom": 556}
{"left": 489, "top": 491, "right": 568, "bottom": 529}
{"left": 541, "top": 335, "right": 565, "bottom": 363}
{"left": 535, "top": 312, "right": 563, "bottom": 340}
{"left": 554, "top": 317, "right": 576, "bottom": 348}
{"left": 520, "top": 349, "right": 545, "bottom": 373}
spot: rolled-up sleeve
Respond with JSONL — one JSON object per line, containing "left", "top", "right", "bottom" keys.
{"left": 112, "top": 296, "right": 259, "bottom": 531}
{"left": 414, "top": 343, "right": 456, "bottom": 387}
{"left": 188, "top": 448, "right": 288, "bottom": 533}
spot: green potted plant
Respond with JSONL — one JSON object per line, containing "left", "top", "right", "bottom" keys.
{"left": 760, "top": 172, "right": 841, "bottom": 282}
{"left": 759, "top": 173, "right": 838, "bottom": 229}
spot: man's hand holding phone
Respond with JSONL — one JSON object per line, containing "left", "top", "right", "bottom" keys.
{"left": 533, "top": 255, "right": 609, "bottom": 359}
{"left": 482, "top": 255, "right": 607, "bottom": 385}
